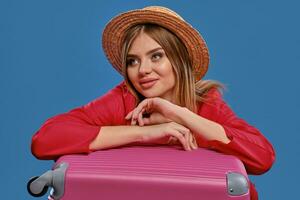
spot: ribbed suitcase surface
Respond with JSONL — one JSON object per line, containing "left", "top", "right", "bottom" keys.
{"left": 51, "top": 146, "right": 250, "bottom": 200}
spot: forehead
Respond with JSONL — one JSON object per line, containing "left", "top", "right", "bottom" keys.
{"left": 128, "top": 32, "right": 162, "bottom": 55}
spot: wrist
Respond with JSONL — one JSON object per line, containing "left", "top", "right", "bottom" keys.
{"left": 136, "top": 125, "right": 154, "bottom": 143}
{"left": 137, "top": 124, "right": 169, "bottom": 145}
{"left": 168, "top": 105, "right": 188, "bottom": 125}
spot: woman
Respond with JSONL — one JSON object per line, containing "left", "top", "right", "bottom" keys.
{"left": 31, "top": 6, "right": 275, "bottom": 200}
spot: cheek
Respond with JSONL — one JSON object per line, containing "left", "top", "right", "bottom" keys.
{"left": 168, "top": 72, "right": 176, "bottom": 87}
{"left": 160, "top": 63, "right": 175, "bottom": 81}
{"left": 127, "top": 68, "right": 138, "bottom": 85}
{"left": 164, "top": 67, "right": 176, "bottom": 88}
{"left": 126, "top": 68, "right": 133, "bottom": 80}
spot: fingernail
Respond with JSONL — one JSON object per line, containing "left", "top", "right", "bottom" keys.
{"left": 187, "top": 146, "right": 191, "bottom": 151}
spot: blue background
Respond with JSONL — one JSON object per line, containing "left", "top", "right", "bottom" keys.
{"left": 1, "top": 0, "right": 299, "bottom": 199}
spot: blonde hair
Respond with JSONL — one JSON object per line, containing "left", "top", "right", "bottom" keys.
{"left": 121, "top": 23, "right": 225, "bottom": 113}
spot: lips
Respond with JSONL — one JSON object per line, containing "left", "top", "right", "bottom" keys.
{"left": 139, "top": 78, "right": 158, "bottom": 89}
{"left": 139, "top": 78, "right": 159, "bottom": 84}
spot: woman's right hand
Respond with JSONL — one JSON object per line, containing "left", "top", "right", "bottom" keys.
{"left": 141, "top": 122, "right": 198, "bottom": 151}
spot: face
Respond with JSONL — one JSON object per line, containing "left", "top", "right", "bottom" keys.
{"left": 126, "top": 32, "right": 176, "bottom": 102}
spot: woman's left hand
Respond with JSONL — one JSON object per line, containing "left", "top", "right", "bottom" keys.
{"left": 125, "top": 97, "right": 179, "bottom": 126}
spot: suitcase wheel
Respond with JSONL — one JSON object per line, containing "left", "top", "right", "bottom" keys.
{"left": 27, "top": 176, "right": 49, "bottom": 197}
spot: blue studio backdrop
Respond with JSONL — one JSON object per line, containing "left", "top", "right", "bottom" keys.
{"left": 1, "top": 0, "right": 299, "bottom": 199}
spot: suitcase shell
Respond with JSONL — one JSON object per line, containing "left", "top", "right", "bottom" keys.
{"left": 34, "top": 146, "right": 250, "bottom": 200}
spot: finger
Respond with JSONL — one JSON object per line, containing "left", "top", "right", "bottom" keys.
{"left": 171, "top": 131, "right": 189, "bottom": 151}
{"left": 131, "top": 110, "right": 138, "bottom": 125}
{"left": 184, "top": 131, "right": 191, "bottom": 151}
{"left": 174, "top": 126, "right": 191, "bottom": 143}
{"left": 169, "top": 123, "right": 190, "bottom": 150}
{"left": 188, "top": 132, "right": 194, "bottom": 150}
{"left": 138, "top": 108, "right": 145, "bottom": 126}
{"left": 189, "top": 133, "right": 197, "bottom": 150}
{"left": 125, "top": 111, "right": 133, "bottom": 120}
{"left": 192, "top": 135, "right": 198, "bottom": 149}
{"left": 131, "top": 108, "right": 141, "bottom": 125}
{"left": 167, "top": 136, "right": 177, "bottom": 145}
{"left": 131, "top": 111, "right": 137, "bottom": 125}
{"left": 139, "top": 98, "right": 156, "bottom": 115}
{"left": 169, "top": 136, "right": 180, "bottom": 145}
{"left": 132, "top": 105, "right": 145, "bottom": 125}
{"left": 167, "top": 136, "right": 174, "bottom": 144}
{"left": 142, "top": 117, "right": 151, "bottom": 125}
{"left": 131, "top": 116, "right": 137, "bottom": 125}
{"left": 178, "top": 126, "right": 192, "bottom": 151}
{"left": 182, "top": 132, "right": 190, "bottom": 151}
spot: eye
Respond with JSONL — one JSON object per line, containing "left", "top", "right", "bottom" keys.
{"left": 126, "top": 58, "right": 139, "bottom": 66}
{"left": 151, "top": 52, "right": 163, "bottom": 61}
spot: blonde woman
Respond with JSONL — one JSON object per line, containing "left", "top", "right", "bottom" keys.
{"left": 31, "top": 6, "right": 275, "bottom": 200}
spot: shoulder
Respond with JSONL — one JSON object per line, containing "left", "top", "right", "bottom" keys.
{"left": 97, "top": 80, "right": 136, "bottom": 113}
{"left": 95, "top": 80, "right": 131, "bottom": 100}
{"left": 84, "top": 81, "right": 129, "bottom": 109}
{"left": 105, "top": 80, "right": 126, "bottom": 96}
{"left": 202, "top": 87, "right": 224, "bottom": 104}
{"left": 82, "top": 80, "right": 136, "bottom": 125}
{"left": 197, "top": 87, "right": 226, "bottom": 118}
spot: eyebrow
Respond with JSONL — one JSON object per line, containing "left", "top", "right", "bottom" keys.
{"left": 127, "top": 47, "right": 163, "bottom": 58}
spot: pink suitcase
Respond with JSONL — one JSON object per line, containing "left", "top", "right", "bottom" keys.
{"left": 28, "top": 146, "right": 250, "bottom": 200}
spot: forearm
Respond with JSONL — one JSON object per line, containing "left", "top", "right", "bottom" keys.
{"left": 89, "top": 125, "right": 145, "bottom": 151}
{"left": 171, "top": 107, "right": 230, "bottom": 144}
{"left": 31, "top": 121, "right": 100, "bottom": 160}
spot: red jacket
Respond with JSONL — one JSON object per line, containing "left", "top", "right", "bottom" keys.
{"left": 31, "top": 81, "right": 275, "bottom": 199}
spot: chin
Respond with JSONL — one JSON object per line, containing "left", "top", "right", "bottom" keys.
{"left": 141, "top": 92, "right": 159, "bottom": 98}
{"left": 139, "top": 89, "right": 162, "bottom": 98}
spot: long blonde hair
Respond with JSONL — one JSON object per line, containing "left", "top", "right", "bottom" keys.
{"left": 121, "top": 23, "right": 225, "bottom": 113}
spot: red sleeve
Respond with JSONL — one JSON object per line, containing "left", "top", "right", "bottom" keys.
{"left": 198, "top": 88, "right": 276, "bottom": 175}
{"left": 31, "top": 81, "right": 127, "bottom": 160}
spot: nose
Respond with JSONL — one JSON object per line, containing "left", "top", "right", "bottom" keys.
{"left": 138, "top": 60, "right": 152, "bottom": 75}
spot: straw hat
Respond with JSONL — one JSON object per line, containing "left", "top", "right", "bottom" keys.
{"left": 102, "top": 6, "right": 209, "bottom": 82}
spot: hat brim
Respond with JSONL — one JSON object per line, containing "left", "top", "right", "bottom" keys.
{"left": 102, "top": 9, "right": 209, "bottom": 81}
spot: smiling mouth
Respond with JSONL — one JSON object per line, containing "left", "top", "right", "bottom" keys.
{"left": 140, "top": 79, "right": 158, "bottom": 89}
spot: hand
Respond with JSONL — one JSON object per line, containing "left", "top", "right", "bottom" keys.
{"left": 125, "top": 97, "right": 179, "bottom": 126}
{"left": 142, "top": 122, "right": 198, "bottom": 151}
{"left": 135, "top": 111, "right": 172, "bottom": 126}
{"left": 167, "top": 134, "right": 198, "bottom": 150}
